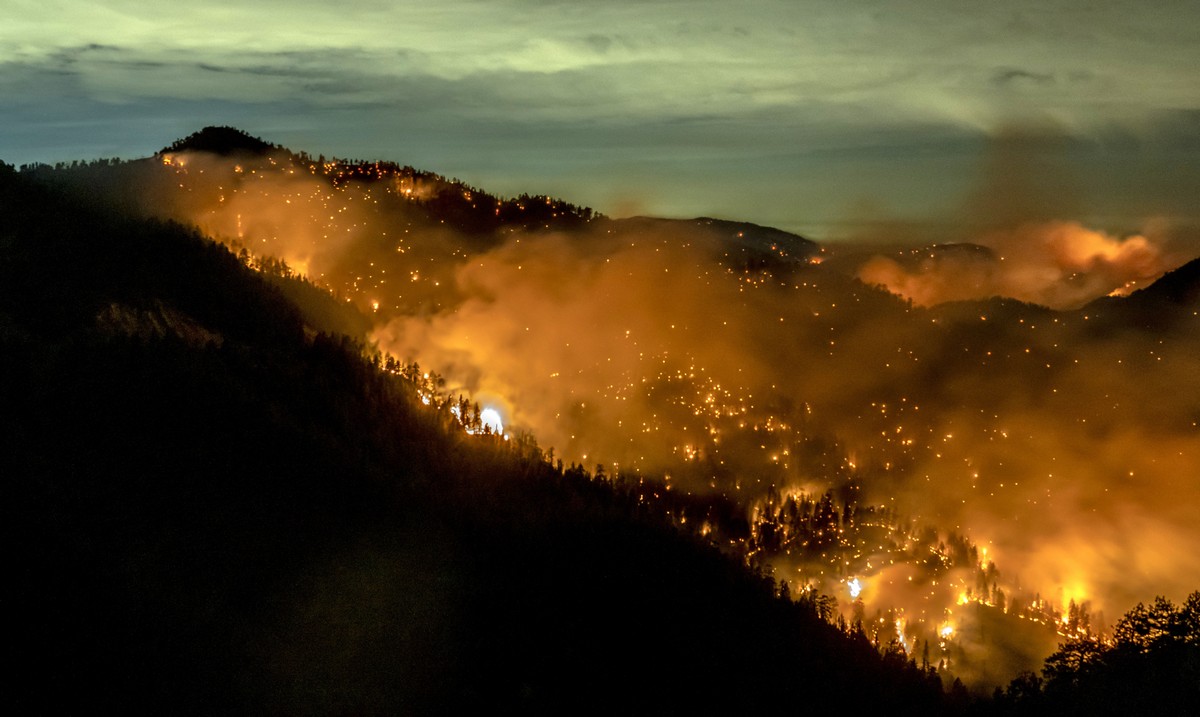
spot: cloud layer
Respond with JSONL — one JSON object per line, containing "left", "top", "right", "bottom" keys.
{"left": 3, "top": 1, "right": 1200, "bottom": 235}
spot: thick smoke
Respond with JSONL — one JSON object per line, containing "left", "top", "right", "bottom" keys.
{"left": 372, "top": 226, "right": 805, "bottom": 470}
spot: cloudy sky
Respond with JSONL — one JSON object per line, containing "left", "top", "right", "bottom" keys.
{"left": 3, "top": 0, "right": 1198, "bottom": 238}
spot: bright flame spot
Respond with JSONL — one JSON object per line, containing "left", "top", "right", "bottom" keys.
{"left": 940, "top": 623, "right": 955, "bottom": 639}
{"left": 480, "top": 407, "right": 504, "bottom": 434}
{"left": 896, "top": 617, "right": 910, "bottom": 653}
{"left": 847, "top": 577, "right": 862, "bottom": 599}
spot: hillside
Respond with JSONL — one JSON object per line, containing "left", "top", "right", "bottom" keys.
{"left": 0, "top": 158, "right": 948, "bottom": 712}
{"left": 1082, "top": 257, "right": 1200, "bottom": 330}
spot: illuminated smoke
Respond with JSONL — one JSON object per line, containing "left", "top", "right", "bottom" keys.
{"left": 857, "top": 220, "right": 1172, "bottom": 309}
{"left": 854, "top": 124, "right": 1194, "bottom": 310}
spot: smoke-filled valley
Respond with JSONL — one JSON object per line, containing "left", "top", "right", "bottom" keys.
{"left": 13, "top": 126, "right": 1200, "bottom": 697}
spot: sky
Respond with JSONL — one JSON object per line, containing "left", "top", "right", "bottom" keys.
{"left": 2, "top": 0, "right": 1199, "bottom": 239}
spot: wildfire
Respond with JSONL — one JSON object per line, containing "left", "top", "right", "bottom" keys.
{"left": 135, "top": 143, "right": 1177, "bottom": 682}
{"left": 895, "top": 616, "right": 910, "bottom": 653}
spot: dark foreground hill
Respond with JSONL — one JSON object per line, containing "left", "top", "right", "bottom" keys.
{"left": 0, "top": 165, "right": 948, "bottom": 713}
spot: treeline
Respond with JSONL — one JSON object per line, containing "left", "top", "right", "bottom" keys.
{"left": 164, "top": 125, "right": 600, "bottom": 236}
{"left": 989, "top": 594, "right": 1199, "bottom": 716}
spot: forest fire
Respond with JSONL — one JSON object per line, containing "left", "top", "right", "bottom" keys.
{"left": 6, "top": 0, "right": 1200, "bottom": 698}
{"left": 41, "top": 137, "right": 1197, "bottom": 692}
